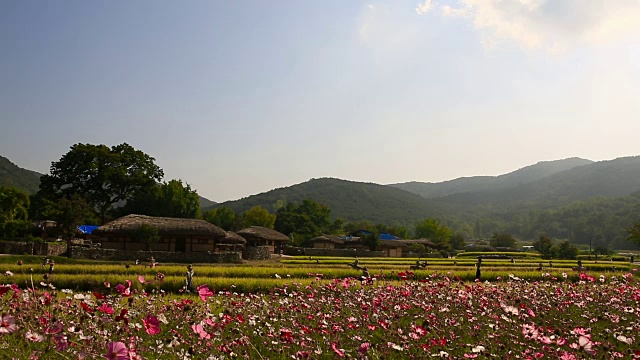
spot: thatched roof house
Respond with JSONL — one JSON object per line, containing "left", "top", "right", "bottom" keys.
{"left": 306, "top": 235, "right": 345, "bottom": 249}
{"left": 94, "top": 214, "right": 226, "bottom": 253}
{"left": 236, "top": 226, "right": 289, "bottom": 254}
{"left": 216, "top": 231, "right": 247, "bottom": 252}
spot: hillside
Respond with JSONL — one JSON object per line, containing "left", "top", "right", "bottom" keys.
{"left": 391, "top": 157, "right": 593, "bottom": 199}
{"left": 0, "top": 155, "right": 42, "bottom": 194}
{"left": 209, "top": 178, "right": 441, "bottom": 224}
{"left": 435, "top": 156, "right": 640, "bottom": 208}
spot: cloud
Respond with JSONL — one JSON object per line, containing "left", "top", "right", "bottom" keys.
{"left": 415, "top": 0, "right": 433, "bottom": 15}
{"left": 419, "top": 0, "right": 640, "bottom": 52}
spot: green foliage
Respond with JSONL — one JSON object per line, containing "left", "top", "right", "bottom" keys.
{"left": 376, "top": 224, "right": 410, "bottom": 239}
{"left": 0, "top": 186, "right": 30, "bottom": 223}
{"left": 626, "top": 222, "right": 640, "bottom": 246}
{"left": 449, "top": 232, "right": 467, "bottom": 250}
{"left": 133, "top": 224, "right": 160, "bottom": 250}
{"left": 38, "top": 143, "right": 164, "bottom": 222}
{"left": 203, "top": 206, "right": 236, "bottom": 231}
{"left": 274, "top": 199, "right": 333, "bottom": 242}
{"left": 0, "top": 219, "right": 32, "bottom": 239}
{"left": 533, "top": 233, "right": 555, "bottom": 259}
{"left": 121, "top": 179, "right": 201, "bottom": 219}
{"left": 362, "top": 228, "right": 380, "bottom": 251}
{"left": 44, "top": 194, "right": 95, "bottom": 241}
{"left": 414, "top": 218, "right": 452, "bottom": 249}
{"left": 0, "top": 155, "right": 42, "bottom": 194}
{"left": 554, "top": 240, "right": 578, "bottom": 260}
{"left": 490, "top": 233, "right": 517, "bottom": 248}
{"left": 241, "top": 206, "right": 276, "bottom": 229}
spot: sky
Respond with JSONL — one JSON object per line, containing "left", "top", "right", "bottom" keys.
{"left": 1, "top": 0, "right": 640, "bottom": 202}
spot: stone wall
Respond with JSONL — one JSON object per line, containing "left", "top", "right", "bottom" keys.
{"left": 0, "top": 241, "right": 68, "bottom": 256}
{"left": 285, "top": 247, "right": 386, "bottom": 258}
{"left": 243, "top": 246, "right": 271, "bottom": 260}
{"left": 69, "top": 247, "right": 242, "bottom": 264}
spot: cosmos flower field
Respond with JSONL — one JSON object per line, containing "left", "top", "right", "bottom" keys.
{"left": 1, "top": 266, "right": 640, "bottom": 359}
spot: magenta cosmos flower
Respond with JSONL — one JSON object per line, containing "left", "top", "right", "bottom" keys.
{"left": 106, "top": 341, "right": 128, "bottom": 360}
{"left": 143, "top": 315, "right": 161, "bottom": 335}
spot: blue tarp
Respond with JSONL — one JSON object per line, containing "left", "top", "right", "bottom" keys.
{"left": 77, "top": 225, "right": 99, "bottom": 234}
{"left": 379, "top": 233, "right": 400, "bottom": 240}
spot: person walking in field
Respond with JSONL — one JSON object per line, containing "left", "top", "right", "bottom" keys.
{"left": 185, "top": 264, "right": 195, "bottom": 292}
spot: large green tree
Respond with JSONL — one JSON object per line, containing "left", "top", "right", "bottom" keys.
{"left": 414, "top": 218, "right": 452, "bottom": 249}
{"left": 274, "top": 199, "right": 334, "bottom": 244}
{"left": 489, "top": 233, "right": 517, "bottom": 248}
{"left": 241, "top": 206, "right": 276, "bottom": 229}
{"left": 38, "top": 143, "right": 163, "bottom": 223}
{"left": 203, "top": 206, "right": 237, "bottom": 231}
{"left": 120, "top": 179, "right": 200, "bottom": 219}
{"left": 533, "top": 233, "right": 555, "bottom": 259}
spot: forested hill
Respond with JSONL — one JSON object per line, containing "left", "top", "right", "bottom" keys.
{"left": 0, "top": 155, "right": 42, "bottom": 194}
{"left": 209, "top": 178, "right": 440, "bottom": 224}
{"left": 432, "top": 156, "right": 640, "bottom": 208}
{"left": 391, "top": 157, "right": 593, "bottom": 199}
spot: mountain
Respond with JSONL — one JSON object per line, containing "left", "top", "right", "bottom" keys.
{"left": 198, "top": 196, "right": 216, "bottom": 209}
{"left": 391, "top": 157, "right": 593, "bottom": 199}
{"left": 208, "top": 178, "right": 441, "bottom": 224}
{"left": 0, "top": 155, "right": 42, "bottom": 194}
{"left": 434, "top": 156, "right": 640, "bottom": 208}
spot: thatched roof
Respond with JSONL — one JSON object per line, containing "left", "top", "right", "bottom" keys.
{"left": 378, "top": 240, "right": 407, "bottom": 248}
{"left": 218, "top": 231, "right": 247, "bottom": 245}
{"left": 308, "top": 235, "right": 344, "bottom": 245}
{"left": 236, "top": 226, "right": 289, "bottom": 242}
{"left": 400, "top": 239, "right": 437, "bottom": 248}
{"left": 94, "top": 214, "right": 226, "bottom": 238}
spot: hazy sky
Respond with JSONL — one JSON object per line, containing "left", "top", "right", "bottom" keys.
{"left": 2, "top": 0, "right": 639, "bottom": 202}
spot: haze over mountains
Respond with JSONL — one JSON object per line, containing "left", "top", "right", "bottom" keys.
{"left": 2, "top": 154, "right": 639, "bottom": 249}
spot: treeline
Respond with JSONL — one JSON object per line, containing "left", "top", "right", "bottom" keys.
{"left": 449, "top": 193, "right": 640, "bottom": 250}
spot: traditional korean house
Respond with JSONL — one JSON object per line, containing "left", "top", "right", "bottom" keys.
{"left": 216, "top": 231, "right": 247, "bottom": 252}
{"left": 306, "top": 235, "right": 345, "bottom": 249}
{"left": 236, "top": 226, "right": 289, "bottom": 254}
{"left": 93, "top": 214, "right": 225, "bottom": 253}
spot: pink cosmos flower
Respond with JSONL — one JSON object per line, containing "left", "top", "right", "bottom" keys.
{"left": 98, "top": 303, "right": 115, "bottom": 315}
{"left": 578, "top": 336, "right": 595, "bottom": 354}
{"left": 143, "top": 315, "right": 161, "bottom": 335}
{"left": 197, "top": 285, "right": 213, "bottom": 302}
{"left": 359, "top": 342, "right": 370, "bottom": 354}
{"left": 137, "top": 276, "right": 146, "bottom": 284}
{"left": 331, "top": 342, "right": 345, "bottom": 358}
{"left": 560, "top": 352, "right": 577, "bottom": 360}
{"left": 0, "top": 314, "right": 16, "bottom": 334}
{"left": 106, "top": 341, "right": 128, "bottom": 360}
{"left": 191, "top": 324, "right": 211, "bottom": 339}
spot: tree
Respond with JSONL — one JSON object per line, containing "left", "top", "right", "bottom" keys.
{"left": 38, "top": 143, "right": 164, "bottom": 223}
{"left": 450, "top": 232, "right": 467, "bottom": 250}
{"left": 241, "top": 206, "right": 276, "bottom": 229}
{"left": 0, "top": 187, "right": 30, "bottom": 223}
{"left": 45, "top": 195, "right": 94, "bottom": 246}
{"left": 533, "top": 233, "right": 555, "bottom": 259}
{"left": 274, "top": 199, "right": 333, "bottom": 243}
{"left": 133, "top": 224, "right": 160, "bottom": 251}
{"left": 490, "top": 233, "right": 517, "bottom": 248}
{"left": 414, "top": 218, "right": 452, "bottom": 249}
{"left": 203, "top": 206, "right": 237, "bottom": 231}
{"left": 362, "top": 228, "right": 380, "bottom": 251}
{"left": 121, "top": 180, "right": 200, "bottom": 219}
{"left": 555, "top": 240, "right": 578, "bottom": 260}
{"left": 627, "top": 222, "right": 640, "bottom": 246}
